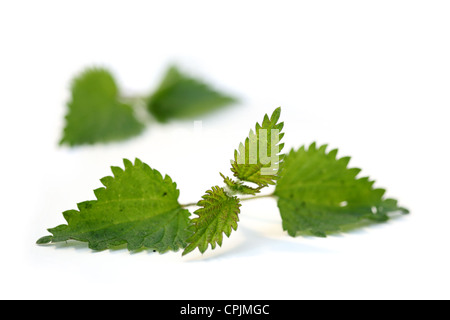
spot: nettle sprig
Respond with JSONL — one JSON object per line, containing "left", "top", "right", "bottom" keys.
{"left": 38, "top": 108, "right": 409, "bottom": 255}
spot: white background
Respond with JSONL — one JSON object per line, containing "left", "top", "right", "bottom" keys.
{"left": 1, "top": 0, "right": 449, "bottom": 300}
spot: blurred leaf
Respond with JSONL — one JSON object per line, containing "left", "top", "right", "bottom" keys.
{"left": 147, "top": 66, "right": 237, "bottom": 122}
{"left": 60, "top": 68, "right": 145, "bottom": 146}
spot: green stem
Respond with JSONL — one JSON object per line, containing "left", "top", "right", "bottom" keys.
{"left": 181, "top": 192, "right": 276, "bottom": 208}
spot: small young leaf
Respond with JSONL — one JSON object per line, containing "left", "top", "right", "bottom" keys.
{"left": 274, "top": 143, "right": 409, "bottom": 237}
{"left": 231, "top": 107, "right": 285, "bottom": 187}
{"left": 220, "top": 173, "right": 263, "bottom": 195}
{"left": 60, "top": 68, "right": 145, "bottom": 146}
{"left": 183, "top": 186, "right": 241, "bottom": 255}
{"left": 37, "top": 159, "right": 191, "bottom": 252}
{"left": 147, "top": 66, "right": 237, "bottom": 122}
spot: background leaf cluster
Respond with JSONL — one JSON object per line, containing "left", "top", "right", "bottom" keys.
{"left": 60, "top": 66, "right": 238, "bottom": 146}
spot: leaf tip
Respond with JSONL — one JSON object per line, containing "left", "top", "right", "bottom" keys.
{"left": 271, "top": 106, "right": 282, "bottom": 120}
{"left": 110, "top": 166, "right": 124, "bottom": 177}
{"left": 123, "top": 158, "right": 133, "bottom": 169}
{"left": 182, "top": 245, "right": 195, "bottom": 256}
{"left": 400, "top": 207, "right": 410, "bottom": 214}
{"left": 36, "top": 235, "right": 53, "bottom": 245}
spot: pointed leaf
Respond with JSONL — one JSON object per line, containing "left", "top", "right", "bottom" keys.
{"left": 183, "top": 186, "right": 241, "bottom": 255}
{"left": 275, "top": 143, "right": 409, "bottom": 237}
{"left": 37, "top": 159, "right": 191, "bottom": 252}
{"left": 231, "top": 107, "right": 285, "bottom": 187}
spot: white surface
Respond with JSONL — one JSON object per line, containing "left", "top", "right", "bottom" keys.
{"left": 1, "top": 0, "right": 449, "bottom": 300}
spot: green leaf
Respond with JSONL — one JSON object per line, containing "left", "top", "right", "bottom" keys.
{"left": 60, "top": 68, "right": 145, "bottom": 146}
{"left": 37, "top": 159, "right": 192, "bottom": 252}
{"left": 147, "top": 65, "right": 237, "bottom": 122}
{"left": 231, "top": 107, "right": 285, "bottom": 187}
{"left": 275, "top": 143, "right": 409, "bottom": 237}
{"left": 220, "top": 173, "right": 263, "bottom": 195}
{"left": 183, "top": 186, "right": 241, "bottom": 255}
